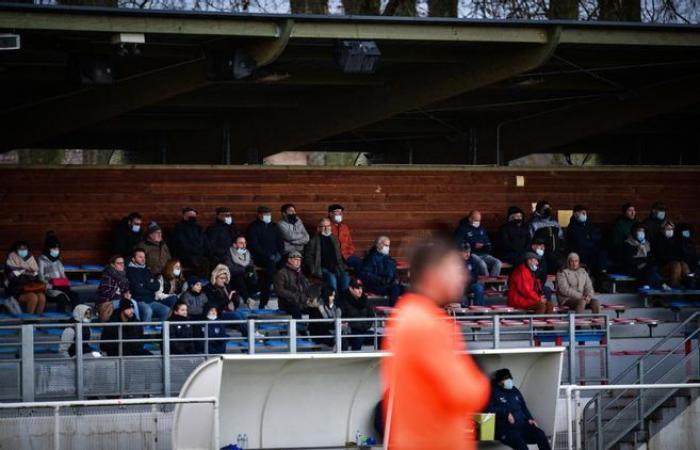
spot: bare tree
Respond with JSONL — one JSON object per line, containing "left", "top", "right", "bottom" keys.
{"left": 290, "top": 0, "right": 328, "bottom": 13}
{"left": 429, "top": 0, "right": 458, "bottom": 16}
{"left": 384, "top": 0, "right": 417, "bottom": 15}
{"left": 342, "top": 0, "right": 380, "bottom": 14}
{"left": 549, "top": 0, "right": 579, "bottom": 18}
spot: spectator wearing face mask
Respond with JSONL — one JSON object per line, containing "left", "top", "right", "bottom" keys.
{"left": 37, "top": 231, "right": 80, "bottom": 313}
{"left": 328, "top": 204, "right": 362, "bottom": 272}
{"left": 454, "top": 210, "right": 501, "bottom": 276}
{"left": 155, "top": 259, "right": 186, "bottom": 306}
{"left": 60, "top": 305, "right": 101, "bottom": 358}
{"left": 653, "top": 221, "right": 689, "bottom": 288}
{"left": 181, "top": 276, "right": 209, "bottom": 318}
{"left": 246, "top": 206, "right": 284, "bottom": 308}
{"left": 5, "top": 240, "right": 47, "bottom": 314}
{"left": 529, "top": 200, "right": 565, "bottom": 273}
{"left": 676, "top": 224, "right": 698, "bottom": 276}
{"left": 206, "top": 207, "right": 239, "bottom": 265}
{"left": 337, "top": 277, "right": 372, "bottom": 351}
{"left": 622, "top": 224, "right": 664, "bottom": 290}
{"left": 139, "top": 221, "right": 171, "bottom": 276}
{"left": 112, "top": 212, "right": 143, "bottom": 259}
{"left": 556, "top": 253, "right": 600, "bottom": 314}
{"left": 305, "top": 217, "right": 350, "bottom": 292}
{"left": 643, "top": 201, "right": 667, "bottom": 242}
{"left": 225, "top": 236, "right": 259, "bottom": 309}
{"left": 273, "top": 251, "right": 314, "bottom": 319}
{"left": 360, "top": 236, "right": 403, "bottom": 307}
{"left": 201, "top": 303, "right": 228, "bottom": 354}
{"left": 499, "top": 206, "right": 530, "bottom": 266}
{"left": 507, "top": 252, "right": 553, "bottom": 314}
{"left": 172, "top": 207, "right": 211, "bottom": 277}
{"left": 528, "top": 238, "right": 553, "bottom": 302}
{"left": 100, "top": 299, "right": 151, "bottom": 357}
{"left": 460, "top": 243, "right": 487, "bottom": 307}
{"left": 169, "top": 302, "right": 196, "bottom": 355}
{"left": 612, "top": 203, "right": 637, "bottom": 261}
{"left": 126, "top": 248, "right": 171, "bottom": 322}
{"left": 566, "top": 205, "right": 608, "bottom": 276}
{"left": 277, "top": 203, "right": 310, "bottom": 255}
{"left": 487, "top": 368, "right": 551, "bottom": 450}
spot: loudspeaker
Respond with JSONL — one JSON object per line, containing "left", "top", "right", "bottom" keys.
{"left": 206, "top": 48, "right": 256, "bottom": 80}
{"left": 68, "top": 55, "right": 113, "bottom": 85}
{"left": 335, "top": 40, "right": 381, "bottom": 74}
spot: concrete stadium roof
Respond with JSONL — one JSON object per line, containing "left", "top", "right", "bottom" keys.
{"left": 2, "top": 3, "right": 700, "bottom": 163}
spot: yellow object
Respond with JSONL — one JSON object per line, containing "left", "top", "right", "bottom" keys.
{"left": 474, "top": 413, "right": 496, "bottom": 441}
{"left": 516, "top": 175, "right": 525, "bottom": 187}
{"left": 558, "top": 209, "right": 573, "bottom": 227}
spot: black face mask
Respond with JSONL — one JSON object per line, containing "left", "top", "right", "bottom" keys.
{"left": 286, "top": 214, "right": 297, "bottom": 224}
{"left": 187, "top": 217, "right": 197, "bottom": 223}
{"left": 513, "top": 219, "right": 523, "bottom": 225}
{"left": 541, "top": 208, "right": 551, "bottom": 218}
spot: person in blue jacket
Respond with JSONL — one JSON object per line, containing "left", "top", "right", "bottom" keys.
{"left": 246, "top": 206, "right": 285, "bottom": 308}
{"left": 454, "top": 210, "right": 502, "bottom": 276}
{"left": 566, "top": 205, "right": 608, "bottom": 276}
{"left": 460, "top": 243, "right": 487, "bottom": 306}
{"left": 201, "top": 303, "right": 228, "bottom": 354}
{"left": 359, "top": 236, "right": 403, "bottom": 306}
{"left": 487, "top": 368, "right": 551, "bottom": 450}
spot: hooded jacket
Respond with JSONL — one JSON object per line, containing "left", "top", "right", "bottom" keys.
{"left": 507, "top": 263, "right": 543, "bottom": 310}
{"left": 59, "top": 305, "right": 94, "bottom": 357}
{"left": 499, "top": 207, "right": 530, "bottom": 258}
{"left": 181, "top": 288, "right": 209, "bottom": 317}
{"left": 487, "top": 384, "right": 534, "bottom": 437}
{"left": 331, "top": 221, "right": 356, "bottom": 260}
{"left": 277, "top": 217, "right": 310, "bottom": 255}
{"left": 304, "top": 234, "right": 345, "bottom": 278}
{"left": 206, "top": 219, "right": 239, "bottom": 264}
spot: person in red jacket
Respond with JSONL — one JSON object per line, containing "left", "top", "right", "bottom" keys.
{"left": 508, "top": 252, "right": 553, "bottom": 314}
{"left": 328, "top": 204, "right": 362, "bottom": 272}
{"left": 382, "top": 240, "right": 490, "bottom": 450}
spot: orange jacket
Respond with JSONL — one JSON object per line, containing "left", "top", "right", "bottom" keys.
{"left": 507, "top": 263, "right": 543, "bottom": 309}
{"left": 381, "top": 293, "right": 490, "bottom": 450}
{"left": 331, "top": 222, "right": 356, "bottom": 260}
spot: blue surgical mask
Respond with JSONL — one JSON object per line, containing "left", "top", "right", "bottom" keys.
{"left": 131, "top": 224, "right": 141, "bottom": 233}
{"left": 224, "top": 217, "right": 233, "bottom": 225}
{"left": 656, "top": 211, "right": 666, "bottom": 221}
{"left": 528, "top": 263, "right": 539, "bottom": 272}
{"left": 636, "top": 231, "right": 646, "bottom": 242}
{"left": 17, "top": 249, "right": 29, "bottom": 259}
{"left": 173, "top": 268, "right": 182, "bottom": 277}
{"left": 50, "top": 249, "right": 60, "bottom": 258}
{"left": 236, "top": 248, "right": 247, "bottom": 255}
{"left": 503, "top": 379, "right": 514, "bottom": 390}
{"left": 682, "top": 230, "right": 691, "bottom": 239}
{"left": 577, "top": 213, "right": 587, "bottom": 223}
{"left": 262, "top": 214, "right": 272, "bottom": 224}
{"left": 535, "top": 248, "right": 545, "bottom": 257}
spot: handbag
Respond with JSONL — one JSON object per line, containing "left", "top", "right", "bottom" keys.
{"left": 51, "top": 278, "right": 71, "bottom": 288}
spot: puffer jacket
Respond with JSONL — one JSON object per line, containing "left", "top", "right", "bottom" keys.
{"left": 331, "top": 221, "right": 356, "bottom": 260}
{"left": 277, "top": 218, "right": 310, "bottom": 255}
{"left": 360, "top": 247, "right": 398, "bottom": 289}
{"left": 273, "top": 265, "right": 312, "bottom": 311}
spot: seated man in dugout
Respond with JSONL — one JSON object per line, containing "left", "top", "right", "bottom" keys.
{"left": 454, "top": 210, "right": 502, "bottom": 276}
{"left": 507, "top": 252, "right": 553, "bottom": 314}
{"left": 556, "top": 253, "right": 600, "bottom": 314}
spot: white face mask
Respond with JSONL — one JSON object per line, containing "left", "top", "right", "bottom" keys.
{"left": 173, "top": 268, "right": 182, "bottom": 277}
{"left": 50, "top": 249, "right": 60, "bottom": 258}
{"left": 535, "top": 248, "right": 545, "bottom": 257}
{"left": 206, "top": 314, "right": 217, "bottom": 321}
{"left": 262, "top": 214, "right": 272, "bottom": 224}
{"left": 529, "top": 263, "right": 539, "bottom": 272}
{"left": 333, "top": 214, "right": 343, "bottom": 223}
{"left": 321, "top": 230, "right": 332, "bottom": 237}
{"left": 380, "top": 246, "right": 390, "bottom": 255}
{"left": 503, "top": 379, "right": 514, "bottom": 390}
{"left": 577, "top": 213, "right": 587, "bottom": 223}
{"left": 664, "top": 229, "right": 674, "bottom": 238}
{"left": 82, "top": 318, "right": 91, "bottom": 323}
{"left": 224, "top": 217, "right": 233, "bottom": 225}
{"left": 656, "top": 211, "right": 666, "bottom": 221}
{"left": 131, "top": 224, "right": 141, "bottom": 233}
{"left": 236, "top": 248, "right": 247, "bottom": 254}
{"left": 637, "top": 231, "right": 646, "bottom": 242}
{"left": 682, "top": 230, "right": 691, "bottom": 238}
{"left": 471, "top": 221, "right": 481, "bottom": 228}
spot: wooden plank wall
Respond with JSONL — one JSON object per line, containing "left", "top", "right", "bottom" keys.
{"left": 1, "top": 167, "right": 699, "bottom": 264}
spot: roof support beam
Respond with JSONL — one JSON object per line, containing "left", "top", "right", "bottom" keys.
{"left": 498, "top": 73, "right": 700, "bottom": 162}
{"left": 245, "top": 27, "right": 561, "bottom": 157}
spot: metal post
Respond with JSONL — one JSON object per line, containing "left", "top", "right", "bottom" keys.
{"left": 493, "top": 315, "right": 500, "bottom": 349}
{"left": 289, "top": 319, "right": 297, "bottom": 353}
{"left": 566, "top": 387, "right": 573, "bottom": 450}
{"left": 595, "top": 397, "right": 603, "bottom": 450}
{"left": 21, "top": 324, "right": 35, "bottom": 402}
{"left": 334, "top": 318, "right": 343, "bottom": 353}
{"left": 76, "top": 323, "right": 84, "bottom": 400}
{"left": 569, "top": 314, "right": 577, "bottom": 385}
{"left": 212, "top": 399, "right": 220, "bottom": 450}
{"left": 248, "top": 320, "right": 255, "bottom": 354}
{"left": 162, "top": 323, "right": 171, "bottom": 397}
{"left": 637, "top": 360, "right": 644, "bottom": 425}
{"left": 575, "top": 390, "right": 582, "bottom": 450}
{"left": 53, "top": 405, "right": 60, "bottom": 450}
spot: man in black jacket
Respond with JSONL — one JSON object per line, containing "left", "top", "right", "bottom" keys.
{"left": 499, "top": 206, "right": 530, "bottom": 266}
{"left": 172, "top": 207, "right": 211, "bottom": 277}
{"left": 112, "top": 212, "right": 143, "bottom": 258}
{"left": 205, "top": 207, "right": 239, "bottom": 265}
{"left": 126, "top": 249, "right": 169, "bottom": 322}
{"left": 487, "top": 368, "right": 551, "bottom": 450}
{"left": 100, "top": 299, "right": 151, "bottom": 357}
{"left": 247, "top": 206, "right": 284, "bottom": 308}
{"left": 337, "top": 277, "right": 372, "bottom": 351}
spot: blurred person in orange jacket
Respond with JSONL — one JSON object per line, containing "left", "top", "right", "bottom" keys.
{"left": 381, "top": 239, "right": 490, "bottom": 450}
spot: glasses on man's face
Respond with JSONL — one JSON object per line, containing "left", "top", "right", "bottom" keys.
{"left": 115, "top": 261, "right": 125, "bottom": 266}
{"left": 320, "top": 225, "right": 332, "bottom": 230}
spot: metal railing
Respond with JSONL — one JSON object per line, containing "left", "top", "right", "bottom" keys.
{"left": 0, "top": 313, "right": 609, "bottom": 401}
{"left": 581, "top": 312, "right": 700, "bottom": 450}
{"left": 0, "top": 396, "right": 218, "bottom": 450}
{"left": 562, "top": 383, "right": 700, "bottom": 450}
